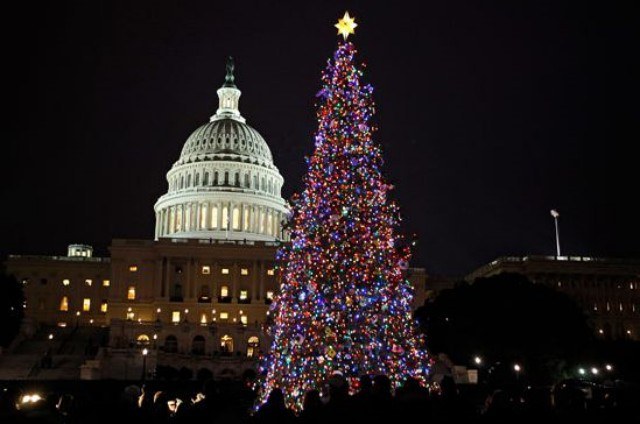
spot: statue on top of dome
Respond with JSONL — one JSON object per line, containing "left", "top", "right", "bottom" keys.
{"left": 224, "top": 56, "right": 236, "bottom": 87}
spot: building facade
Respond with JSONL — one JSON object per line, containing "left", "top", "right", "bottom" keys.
{"left": 467, "top": 255, "right": 640, "bottom": 340}
{"left": 3, "top": 60, "right": 427, "bottom": 380}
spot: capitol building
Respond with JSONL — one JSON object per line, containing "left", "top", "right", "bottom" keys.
{"left": 3, "top": 60, "right": 427, "bottom": 380}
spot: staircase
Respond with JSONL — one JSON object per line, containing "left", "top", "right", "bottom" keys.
{"left": 0, "top": 325, "right": 108, "bottom": 380}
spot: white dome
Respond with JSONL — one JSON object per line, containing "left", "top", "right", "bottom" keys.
{"left": 177, "top": 119, "right": 274, "bottom": 168}
{"left": 153, "top": 58, "right": 288, "bottom": 242}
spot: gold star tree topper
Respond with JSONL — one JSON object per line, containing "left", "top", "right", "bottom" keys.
{"left": 335, "top": 12, "right": 357, "bottom": 40}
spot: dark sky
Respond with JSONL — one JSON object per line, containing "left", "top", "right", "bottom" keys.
{"left": 3, "top": 0, "right": 638, "bottom": 276}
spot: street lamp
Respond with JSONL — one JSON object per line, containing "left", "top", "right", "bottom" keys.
{"left": 141, "top": 348, "right": 149, "bottom": 381}
{"left": 474, "top": 356, "right": 482, "bottom": 366}
{"left": 513, "top": 363, "right": 522, "bottom": 382}
{"left": 550, "top": 209, "right": 561, "bottom": 256}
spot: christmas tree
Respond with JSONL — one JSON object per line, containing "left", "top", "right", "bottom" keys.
{"left": 257, "top": 13, "right": 429, "bottom": 412}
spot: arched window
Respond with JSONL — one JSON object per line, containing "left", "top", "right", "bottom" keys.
{"left": 232, "top": 206, "right": 240, "bottom": 230}
{"left": 137, "top": 334, "right": 150, "bottom": 345}
{"left": 199, "top": 285, "right": 210, "bottom": 303}
{"left": 261, "top": 177, "right": 266, "bottom": 191}
{"left": 220, "top": 335, "right": 233, "bottom": 354}
{"left": 187, "top": 174, "right": 192, "bottom": 187}
{"left": 211, "top": 206, "right": 219, "bottom": 229}
{"left": 59, "top": 296, "right": 69, "bottom": 312}
{"left": 253, "top": 175, "right": 258, "bottom": 189}
{"left": 224, "top": 171, "right": 229, "bottom": 186}
{"left": 268, "top": 179, "right": 272, "bottom": 194}
{"left": 200, "top": 203, "right": 208, "bottom": 229}
{"left": 219, "top": 285, "right": 230, "bottom": 302}
{"left": 176, "top": 206, "right": 183, "bottom": 231}
{"left": 169, "top": 208, "right": 176, "bottom": 233}
{"left": 244, "top": 173, "right": 250, "bottom": 188}
{"left": 222, "top": 206, "right": 229, "bottom": 229}
{"left": 192, "top": 335, "right": 206, "bottom": 355}
{"left": 243, "top": 206, "right": 251, "bottom": 231}
{"left": 180, "top": 175, "right": 184, "bottom": 189}
{"left": 195, "top": 173, "right": 200, "bottom": 186}
{"left": 203, "top": 172, "right": 209, "bottom": 186}
{"left": 234, "top": 172, "right": 240, "bottom": 187}
{"left": 185, "top": 204, "right": 191, "bottom": 230}
{"left": 247, "top": 336, "right": 259, "bottom": 358}
{"left": 164, "top": 335, "right": 178, "bottom": 353}
{"left": 213, "top": 171, "right": 219, "bottom": 185}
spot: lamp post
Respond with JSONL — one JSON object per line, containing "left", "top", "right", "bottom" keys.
{"left": 141, "top": 348, "right": 149, "bottom": 381}
{"left": 550, "top": 209, "right": 561, "bottom": 256}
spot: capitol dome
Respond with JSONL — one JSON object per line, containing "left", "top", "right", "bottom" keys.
{"left": 154, "top": 58, "right": 288, "bottom": 241}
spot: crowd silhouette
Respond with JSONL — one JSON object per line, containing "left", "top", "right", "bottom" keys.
{"left": 1, "top": 372, "right": 637, "bottom": 423}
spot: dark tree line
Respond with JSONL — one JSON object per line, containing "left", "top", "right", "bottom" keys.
{"left": 415, "top": 273, "right": 594, "bottom": 385}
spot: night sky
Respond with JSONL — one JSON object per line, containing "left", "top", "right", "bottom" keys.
{"left": 3, "top": 1, "right": 637, "bottom": 276}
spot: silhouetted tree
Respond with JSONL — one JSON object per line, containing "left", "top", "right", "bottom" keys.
{"left": 0, "top": 269, "right": 24, "bottom": 347}
{"left": 415, "top": 273, "right": 593, "bottom": 385}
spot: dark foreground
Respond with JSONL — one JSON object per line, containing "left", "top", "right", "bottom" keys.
{"left": 1, "top": 375, "right": 638, "bottom": 423}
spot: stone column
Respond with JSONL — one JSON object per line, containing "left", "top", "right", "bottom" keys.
{"left": 155, "top": 259, "right": 163, "bottom": 298}
{"left": 196, "top": 203, "right": 201, "bottom": 230}
{"left": 232, "top": 263, "right": 239, "bottom": 302}
{"left": 212, "top": 262, "right": 219, "bottom": 300}
{"left": 185, "top": 258, "right": 193, "bottom": 300}
{"left": 251, "top": 261, "right": 258, "bottom": 302}
{"left": 163, "top": 258, "right": 171, "bottom": 299}
{"left": 259, "top": 261, "right": 265, "bottom": 301}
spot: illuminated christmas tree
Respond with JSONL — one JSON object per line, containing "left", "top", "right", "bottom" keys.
{"left": 257, "top": 13, "right": 429, "bottom": 412}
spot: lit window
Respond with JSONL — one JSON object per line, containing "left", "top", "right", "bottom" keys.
{"left": 232, "top": 207, "right": 240, "bottom": 230}
{"left": 222, "top": 206, "right": 229, "bottom": 229}
{"left": 59, "top": 296, "right": 69, "bottom": 312}
{"left": 220, "top": 334, "right": 233, "bottom": 352}
{"left": 85, "top": 279, "right": 92, "bottom": 286}
{"left": 240, "top": 315, "right": 248, "bottom": 325}
{"left": 83, "top": 298, "right": 91, "bottom": 312}
{"left": 221, "top": 268, "right": 230, "bottom": 275}
{"left": 63, "top": 279, "right": 70, "bottom": 286}
{"left": 266, "top": 291, "right": 274, "bottom": 300}
{"left": 620, "top": 303, "right": 624, "bottom": 312}
{"left": 126, "top": 311, "right": 135, "bottom": 320}
{"left": 220, "top": 312, "right": 229, "bottom": 320}
{"left": 129, "top": 265, "right": 138, "bottom": 272}
{"left": 57, "top": 322, "right": 67, "bottom": 328}
{"left": 220, "top": 286, "right": 229, "bottom": 297}
{"left": 202, "top": 266, "right": 210, "bottom": 275}
{"left": 241, "top": 268, "right": 249, "bottom": 275}
{"left": 127, "top": 286, "right": 136, "bottom": 300}
{"left": 240, "top": 290, "right": 248, "bottom": 301}
{"left": 200, "top": 313, "right": 207, "bottom": 325}
{"left": 100, "top": 302, "right": 108, "bottom": 313}
{"left": 247, "top": 336, "right": 259, "bottom": 358}
{"left": 267, "top": 269, "right": 275, "bottom": 276}
{"left": 102, "top": 279, "right": 110, "bottom": 287}
{"left": 172, "top": 311, "right": 181, "bottom": 323}
{"left": 211, "top": 206, "right": 219, "bottom": 229}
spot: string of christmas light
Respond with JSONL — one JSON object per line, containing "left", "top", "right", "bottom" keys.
{"left": 256, "top": 26, "right": 429, "bottom": 413}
